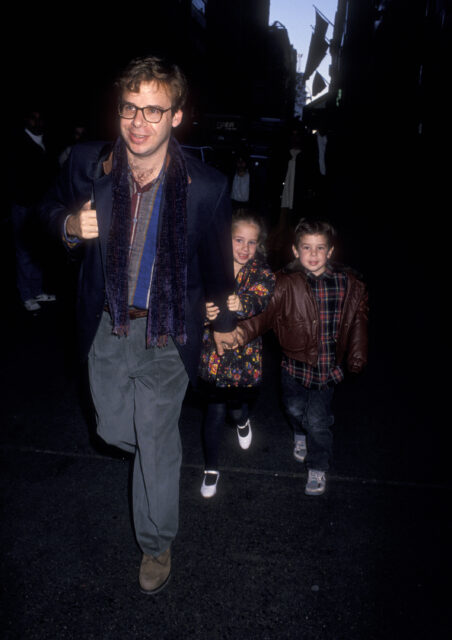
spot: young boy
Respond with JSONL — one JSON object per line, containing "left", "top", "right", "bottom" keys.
{"left": 237, "top": 218, "right": 368, "bottom": 495}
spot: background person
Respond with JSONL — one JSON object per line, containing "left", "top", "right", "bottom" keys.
{"left": 230, "top": 154, "right": 251, "bottom": 208}
{"left": 10, "top": 109, "right": 57, "bottom": 311}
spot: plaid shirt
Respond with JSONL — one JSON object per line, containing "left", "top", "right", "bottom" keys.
{"left": 282, "top": 266, "right": 347, "bottom": 389}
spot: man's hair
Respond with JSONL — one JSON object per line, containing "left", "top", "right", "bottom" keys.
{"left": 294, "top": 218, "right": 336, "bottom": 247}
{"left": 116, "top": 56, "right": 188, "bottom": 111}
{"left": 232, "top": 208, "right": 268, "bottom": 256}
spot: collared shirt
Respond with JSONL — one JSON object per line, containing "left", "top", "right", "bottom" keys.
{"left": 127, "top": 169, "right": 165, "bottom": 308}
{"left": 25, "top": 128, "right": 45, "bottom": 151}
{"left": 282, "top": 266, "right": 347, "bottom": 389}
{"left": 231, "top": 171, "right": 250, "bottom": 202}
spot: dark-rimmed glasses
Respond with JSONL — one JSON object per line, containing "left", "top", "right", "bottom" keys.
{"left": 118, "top": 102, "right": 172, "bottom": 123}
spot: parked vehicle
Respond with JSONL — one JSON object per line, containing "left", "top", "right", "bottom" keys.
{"left": 180, "top": 145, "right": 214, "bottom": 164}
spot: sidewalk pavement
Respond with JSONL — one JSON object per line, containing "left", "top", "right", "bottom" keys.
{"left": 1, "top": 302, "right": 450, "bottom": 640}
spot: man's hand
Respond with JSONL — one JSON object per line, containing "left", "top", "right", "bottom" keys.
{"left": 227, "top": 294, "right": 243, "bottom": 313}
{"left": 213, "top": 329, "right": 239, "bottom": 356}
{"left": 66, "top": 201, "right": 99, "bottom": 239}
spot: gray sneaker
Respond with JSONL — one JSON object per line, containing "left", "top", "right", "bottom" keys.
{"left": 305, "top": 469, "right": 326, "bottom": 496}
{"left": 34, "top": 293, "right": 56, "bottom": 302}
{"left": 293, "top": 435, "right": 307, "bottom": 462}
{"left": 24, "top": 298, "right": 41, "bottom": 312}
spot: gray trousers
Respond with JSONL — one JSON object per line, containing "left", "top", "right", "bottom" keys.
{"left": 88, "top": 312, "right": 189, "bottom": 557}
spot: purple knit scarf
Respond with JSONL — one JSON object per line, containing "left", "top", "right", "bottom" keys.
{"left": 105, "top": 136, "right": 188, "bottom": 347}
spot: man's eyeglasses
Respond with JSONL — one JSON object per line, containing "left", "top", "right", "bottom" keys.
{"left": 118, "top": 102, "right": 172, "bottom": 123}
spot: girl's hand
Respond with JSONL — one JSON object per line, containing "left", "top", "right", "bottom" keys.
{"left": 227, "top": 294, "right": 243, "bottom": 313}
{"left": 205, "top": 302, "right": 220, "bottom": 321}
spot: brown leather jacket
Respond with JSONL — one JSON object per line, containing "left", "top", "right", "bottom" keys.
{"left": 239, "top": 262, "right": 368, "bottom": 373}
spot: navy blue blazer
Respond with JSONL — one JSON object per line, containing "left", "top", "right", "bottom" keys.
{"left": 40, "top": 140, "right": 236, "bottom": 384}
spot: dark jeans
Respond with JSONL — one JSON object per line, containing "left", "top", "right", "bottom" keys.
{"left": 11, "top": 204, "right": 43, "bottom": 302}
{"left": 202, "top": 400, "right": 249, "bottom": 469}
{"left": 281, "top": 368, "right": 334, "bottom": 471}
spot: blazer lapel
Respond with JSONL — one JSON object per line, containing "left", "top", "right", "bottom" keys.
{"left": 92, "top": 173, "right": 112, "bottom": 275}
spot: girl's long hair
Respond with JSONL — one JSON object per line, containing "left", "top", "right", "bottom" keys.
{"left": 232, "top": 208, "right": 267, "bottom": 256}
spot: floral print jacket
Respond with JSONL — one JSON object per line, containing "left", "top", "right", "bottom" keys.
{"left": 199, "top": 257, "right": 275, "bottom": 388}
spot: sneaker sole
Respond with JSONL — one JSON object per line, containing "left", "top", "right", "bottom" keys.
{"left": 305, "top": 485, "right": 326, "bottom": 496}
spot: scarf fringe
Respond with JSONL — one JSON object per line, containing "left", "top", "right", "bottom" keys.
{"left": 147, "top": 332, "right": 188, "bottom": 348}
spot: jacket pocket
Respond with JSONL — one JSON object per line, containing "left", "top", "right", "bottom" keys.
{"left": 277, "top": 319, "right": 309, "bottom": 352}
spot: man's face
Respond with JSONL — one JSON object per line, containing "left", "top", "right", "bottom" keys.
{"left": 26, "top": 111, "right": 44, "bottom": 135}
{"left": 119, "top": 81, "right": 183, "bottom": 161}
{"left": 292, "top": 233, "right": 334, "bottom": 276}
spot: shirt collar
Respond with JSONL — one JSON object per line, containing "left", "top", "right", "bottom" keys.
{"left": 25, "top": 128, "right": 45, "bottom": 150}
{"left": 306, "top": 264, "right": 334, "bottom": 281}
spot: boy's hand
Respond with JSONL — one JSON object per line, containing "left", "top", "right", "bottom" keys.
{"left": 213, "top": 330, "right": 239, "bottom": 356}
{"left": 227, "top": 294, "right": 243, "bottom": 313}
{"left": 348, "top": 358, "right": 365, "bottom": 374}
{"left": 236, "top": 325, "right": 246, "bottom": 346}
{"left": 205, "top": 302, "right": 220, "bottom": 322}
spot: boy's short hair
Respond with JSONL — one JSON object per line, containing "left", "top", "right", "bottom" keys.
{"left": 294, "top": 218, "right": 336, "bottom": 248}
{"left": 232, "top": 208, "right": 267, "bottom": 256}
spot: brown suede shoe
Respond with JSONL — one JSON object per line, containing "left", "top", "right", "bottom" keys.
{"left": 139, "top": 547, "right": 171, "bottom": 595}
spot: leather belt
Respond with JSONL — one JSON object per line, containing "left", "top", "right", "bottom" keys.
{"left": 103, "top": 304, "right": 148, "bottom": 319}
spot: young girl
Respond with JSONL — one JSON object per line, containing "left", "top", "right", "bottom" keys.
{"left": 198, "top": 209, "right": 275, "bottom": 497}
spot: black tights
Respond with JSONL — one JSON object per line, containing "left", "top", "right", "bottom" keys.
{"left": 202, "top": 401, "right": 249, "bottom": 469}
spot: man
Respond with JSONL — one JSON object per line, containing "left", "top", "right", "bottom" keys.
{"left": 267, "top": 123, "right": 322, "bottom": 269}
{"left": 280, "top": 124, "right": 320, "bottom": 220}
{"left": 40, "top": 56, "right": 238, "bottom": 594}
{"left": 10, "top": 109, "right": 57, "bottom": 311}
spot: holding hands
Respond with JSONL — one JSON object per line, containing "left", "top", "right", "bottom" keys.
{"left": 206, "top": 296, "right": 243, "bottom": 356}
{"left": 213, "top": 330, "right": 239, "bottom": 356}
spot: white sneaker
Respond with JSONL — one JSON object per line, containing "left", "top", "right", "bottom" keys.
{"left": 34, "top": 293, "right": 56, "bottom": 302}
{"left": 24, "top": 298, "right": 41, "bottom": 311}
{"left": 200, "top": 470, "right": 220, "bottom": 498}
{"left": 305, "top": 469, "right": 326, "bottom": 496}
{"left": 237, "top": 419, "right": 252, "bottom": 450}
